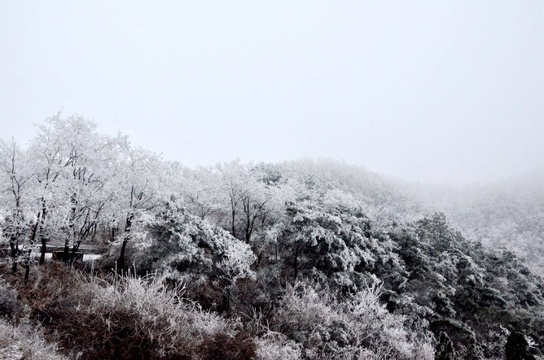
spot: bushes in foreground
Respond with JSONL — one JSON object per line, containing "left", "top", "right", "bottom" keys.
{"left": 0, "top": 318, "right": 66, "bottom": 360}
{"left": 0, "top": 262, "right": 433, "bottom": 359}
{"left": 11, "top": 263, "right": 255, "bottom": 359}
{"left": 267, "top": 282, "right": 434, "bottom": 360}
{"left": 0, "top": 280, "right": 18, "bottom": 319}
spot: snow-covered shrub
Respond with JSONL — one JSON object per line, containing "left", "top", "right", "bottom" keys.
{"left": 0, "top": 317, "right": 66, "bottom": 360}
{"left": 29, "top": 267, "right": 255, "bottom": 359}
{"left": 130, "top": 204, "right": 256, "bottom": 312}
{"left": 137, "top": 204, "right": 255, "bottom": 280}
{"left": 82, "top": 274, "right": 231, "bottom": 355}
{"left": 255, "top": 332, "right": 302, "bottom": 360}
{"left": 0, "top": 281, "right": 18, "bottom": 319}
{"left": 271, "top": 281, "right": 433, "bottom": 360}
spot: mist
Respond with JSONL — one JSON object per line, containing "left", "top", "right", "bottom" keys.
{"left": 1, "top": 1, "right": 542, "bottom": 185}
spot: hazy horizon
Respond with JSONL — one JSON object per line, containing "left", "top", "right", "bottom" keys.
{"left": 1, "top": 1, "right": 542, "bottom": 186}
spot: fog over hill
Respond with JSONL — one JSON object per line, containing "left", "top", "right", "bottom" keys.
{"left": 399, "top": 169, "right": 544, "bottom": 276}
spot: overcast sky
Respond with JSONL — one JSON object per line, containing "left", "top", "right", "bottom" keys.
{"left": 1, "top": 1, "right": 542, "bottom": 185}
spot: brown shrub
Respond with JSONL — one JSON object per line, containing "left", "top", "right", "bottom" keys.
{"left": 0, "top": 317, "right": 67, "bottom": 360}
{"left": 4, "top": 262, "right": 264, "bottom": 359}
{"left": 0, "top": 282, "right": 18, "bottom": 319}
{"left": 197, "top": 331, "right": 257, "bottom": 360}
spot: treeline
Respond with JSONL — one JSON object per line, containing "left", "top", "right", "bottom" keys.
{"left": 1, "top": 115, "right": 543, "bottom": 359}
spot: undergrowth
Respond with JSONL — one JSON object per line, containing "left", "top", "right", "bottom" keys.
{"left": 2, "top": 263, "right": 257, "bottom": 359}
{"left": 1, "top": 263, "right": 432, "bottom": 359}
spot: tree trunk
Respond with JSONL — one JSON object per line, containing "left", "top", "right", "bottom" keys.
{"left": 38, "top": 201, "right": 48, "bottom": 265}
{"left": 244, "top": 215, "right": 252, "bottom": 243}
{"left": 231, "top": 208, "right": 237, "bottom": 238}
{"left": 63, "top": 239, "right": 70, "bottom": 263}
{"left": 116, "top": 213, "right": 133, "bottom": 273}
{"left": 294, "top": 245, "right": 299, "bottom": 280}
{"left": 71, "top": 239, "right": 81, "bottom": 258}
{"left": 65, "top": 193, "right": 77, "bottom": 263}
{"left": 117, "top": 239, "right": 128, "bottom": 273}
{"left": 30, "top": 218, "right": 39, "bottom": 244}
{"left": 24, "top": 250, "right": 31, "bottom": 284}
{"left": 10, "top": 239, "right": 18, "bottom": 273}
{"left": 221, "top": 286, "right": 232, "bottom": 314}
{"left": 24, "top": 265, "right": 30, "bottom": 283}
{"left": 39, "top": 238, "right": 47, "bottom": 265}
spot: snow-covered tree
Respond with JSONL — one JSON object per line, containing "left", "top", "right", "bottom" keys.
{"left": 134, "top": 203, "right": 256, "bottom": 312}
{"left": 28, "top": 114, "right": 119, "bottom": 262}
{"left": 112, "top": 139, "right": 167, "bottom": 271}
{"left": 176, "top": 165, "right": 226, "bottom": 223}
{"left": 218, "top": 161, "right": 295, "bottom": 244}
{"left": 0, "top": 138, "right": 33, "bottom": 272}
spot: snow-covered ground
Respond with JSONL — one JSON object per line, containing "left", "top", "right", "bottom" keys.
{"left": 35, "top": 253, "right": 102, "bottom": 261}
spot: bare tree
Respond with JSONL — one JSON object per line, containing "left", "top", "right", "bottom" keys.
{"left": 0, "top": 138, "right": 33, "bottom": 273}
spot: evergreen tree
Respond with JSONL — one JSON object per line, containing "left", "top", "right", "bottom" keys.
{"left": 436, "top": 332, "right": 455, "bottom": 360}
{"left": 505, "top": 331, "right": 536, "bottom": 360}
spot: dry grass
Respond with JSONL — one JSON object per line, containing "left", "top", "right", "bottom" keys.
{"left": 0, "top": 280, "right": 18, "bottom": 319}
{"left": 5, "top": 263, "right": 256, "bottom": 359}
{"left": 268, "top": 282, "right": 434, "bottom": 360}
{"left": 0, "top": 318, "right": 67, "bottom": 360}
{"left": 0, "top": 262, "right": 435, "bottom": 359}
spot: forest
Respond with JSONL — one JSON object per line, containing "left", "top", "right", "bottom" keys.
{"left": 1, "top": 115, "right": 543, "bottom": 359}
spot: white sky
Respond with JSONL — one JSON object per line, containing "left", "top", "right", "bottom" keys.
{"left": 1, "top": 1, "right": 543, "bottom": 185}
